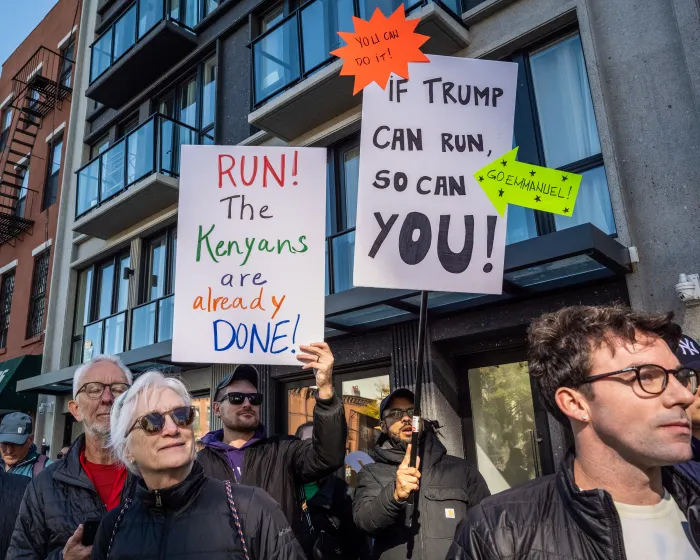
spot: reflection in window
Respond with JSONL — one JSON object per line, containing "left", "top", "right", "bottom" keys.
{"left": 179, "top": 77, "right": 197, "bottom": 127}
{"left": 147, "top": 235, "right": 167, "bottom": 301}
{"left": 139, "top": 0, "right": 164, "bottom": 38}
{"left": 97, "top": 262, "right": 115, "bottom": 319}
{"left": 301, "top": 0, "right": 354, "bottom": 73}
{"left": 342, "top": 146, "right": 360, "bottom": 229}
{"left": 113, "top": 6, "right": 136, "bottom": 61}
{"left": 468, "top": 362, "right": 538, "bottom": 493}
{"left": 554, "top": 165, "right": 615, "bottom": 234}
{"left": 202, "top": 58, "right": 217, "bottom": 129}
{"left": 192, "top": 394, "right": 211, "bottom": 441}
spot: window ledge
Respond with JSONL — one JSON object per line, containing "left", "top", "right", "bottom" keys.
{"left": 22, "top": 336, "right": 42, "bottom": 348}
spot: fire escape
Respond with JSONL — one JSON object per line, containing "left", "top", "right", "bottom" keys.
{"left": 0, "top": 47, "right": 73, "bottom": 245}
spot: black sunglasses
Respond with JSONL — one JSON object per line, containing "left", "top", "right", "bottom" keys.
{"left": 383, "top": 407, "right": 415, "bottom": 421}
{"left": 576, "top": 364, "right": 699, "bottom": 395}
{"left": 218, "top": 392, "right": 263, "bottom": 406}
{"left": 128, "top": 406, "right": 196, "bottom": 435}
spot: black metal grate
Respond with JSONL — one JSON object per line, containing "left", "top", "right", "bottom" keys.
{"left": 26, "top": 250, "right": 49, "bottom": 339}
{"left": 0, "top": 271, "right": 15, "bottom": 348}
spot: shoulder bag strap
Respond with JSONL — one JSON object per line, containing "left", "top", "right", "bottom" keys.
{"left": 106, "top": 497, "right": 132, "bottom": 560}
{"left": 225, "top": 480, "right": 250, "bottom": 560}
{"left": 299, "top": 485, "right": 316, "bottom": 536}
{"left": 32, "top": 455, "right": 47, "bottom": 478}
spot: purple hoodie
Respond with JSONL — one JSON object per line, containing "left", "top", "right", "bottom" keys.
{"left": 200, "top": 425, "right": 265, "bottom": 480}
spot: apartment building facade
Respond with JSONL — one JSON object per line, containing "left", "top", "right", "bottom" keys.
{"left": 19, "top": 0, "right": 700, "bottom": 492}
{"left": 0, "top": 0, "right": 80, "bottom": 418}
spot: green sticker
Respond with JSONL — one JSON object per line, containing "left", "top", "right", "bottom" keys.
{"left": 475, "top": 147, "right": 582, "bottom": 217}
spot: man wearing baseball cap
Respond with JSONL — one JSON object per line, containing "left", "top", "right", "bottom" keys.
{"left": 675, "top": 334, "right": 700, "bottom": 484}
{"left": 353, "top": 388, "right": 489, "bottom": 559}
{"left": 0, "top": 413, "right": 51, "bottom": 478}
{"left": 197, "top": 342, "right": 348, "bottom": 556}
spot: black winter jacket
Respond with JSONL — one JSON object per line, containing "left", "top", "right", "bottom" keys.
{"left": 353, "top": 429, "right": 490, "bottom": 560}
{"left": 0, "top": 470, "right": 29, "bottom": 560}
{"left": 197, "top": 392, "right": 347, "bottom": 553}
{"left": 447, "top": 451, "right": 700, "bottom": 559}
{"left": 7, "top": 435, "right": 137, "bottom": 560}
{"left": 91, "top": 461, "right": 305, "bottom": 560}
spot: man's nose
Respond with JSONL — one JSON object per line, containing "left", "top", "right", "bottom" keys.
{"left": 665, "top": 374, "right": 696, "bottom": 408}
{"left": 101, "top": 386, "right": 115, "bottom": 403}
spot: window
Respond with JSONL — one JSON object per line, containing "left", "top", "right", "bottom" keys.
{"left": 0, "top": 272, "right": 15, "bottom": 348}
{"left": 59, "top": 39, "right": 75, "bottom": 88}
{"left": 283, "top": 369, "right": 390, "bottom": 488}
{"left": 508, "top": 32, "right": 614, "bottom": 243}
{"left": 42, "top": 137, "right": 63, "bottom": 209}
{"left": 15, "top": 166, "right": 28, "bottom": 218}
{"left": 191, "top": 391, "right": 211, "bottom": 441}
{"left": 119, "top": 114, "right": 140, "bottom": 138}
{"left": 0, "top": 109, "right": 12, "bottom": 152}
{"left": 131, "top": 225, "right": 177, "bottom": 349}
{"left": 90, "top": 135, "right": 110, "bottom": 159}
{"left": 72, "top": 252, "right": 130, "bottom": 363}
{"left": 27, "top": 250, "right": 50, "bottom": 339}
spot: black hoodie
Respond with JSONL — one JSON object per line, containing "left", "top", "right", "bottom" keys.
{"left": 352, "top": 427, "right": 490, "bottom": 560}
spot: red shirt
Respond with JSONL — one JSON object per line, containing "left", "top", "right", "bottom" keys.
{"left": 79, "top": 450, "right": 127, "bottom": 511}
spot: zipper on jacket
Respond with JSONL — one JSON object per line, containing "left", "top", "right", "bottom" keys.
{"left": 155, "top": 490, "right": 162, "bottom": 508}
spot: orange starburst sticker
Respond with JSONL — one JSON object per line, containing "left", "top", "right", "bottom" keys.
{"left": 330, "top": 4, "right": 430, "bottom": 95}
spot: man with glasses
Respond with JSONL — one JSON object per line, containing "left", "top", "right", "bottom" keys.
{"left": 197, "top": 342, "right": 348, "bottom": 556}
{"left": 448, "top": 305, "right": 700, "bottom": 560}
{"left": 353, "top": 388, "right": 489, "bottom": 559}
{"left": 8, "top": 356, "right": 136, "bottom": 560}
{"left": 674, "top": 334, "right": 700, "bottom": 484}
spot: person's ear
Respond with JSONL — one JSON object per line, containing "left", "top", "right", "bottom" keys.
{"left": 68, "top": 399, "right": 83, "bottom": 422}
{"left": 27, "top": 434, "right": 34, "bottom": 447}
{"left": 555, "top": 386, "right": 592, "bottom": 424}
{"left": 213, "top": 400, "right": 222, "bottom": 418}
{"left": 380, "top": 419, "right": 389, "bottom": 434}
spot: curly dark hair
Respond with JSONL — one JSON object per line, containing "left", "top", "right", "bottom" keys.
{"left": 527, "top": 305, "right": 682, "bottom": 422}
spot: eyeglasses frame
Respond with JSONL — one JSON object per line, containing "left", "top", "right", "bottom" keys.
{"left": 128, "top": 406, "right": 197, "bottom": 436}
{"left": 575, "top": 364, "right": 699, "bottom": 395}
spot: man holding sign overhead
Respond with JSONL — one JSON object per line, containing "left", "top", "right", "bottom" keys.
{"left": 198, "top": 343, "right": 347, "bottom": 558}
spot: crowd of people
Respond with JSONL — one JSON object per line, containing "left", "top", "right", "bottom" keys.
{"left": 0, "top": 305, "right": 699, "bottom": 559}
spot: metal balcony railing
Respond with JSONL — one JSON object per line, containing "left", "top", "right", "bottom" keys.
{"left": 130, "top": 294, "right": 174, "bottom": 350}
{"left": 251, "top": 0, "right": 464, "bottom": 108}
{"left": 89, "top": 0, "right": 196, "bottom": 84}
{"left": 75, "top": 113, "right": 213, "bottom": 219}
{"left": 83, "top": 310, "right": 128, "bottom": 360}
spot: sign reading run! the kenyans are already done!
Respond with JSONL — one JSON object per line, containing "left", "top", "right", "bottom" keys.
{"left": 353, "top": 55, "right": 518, "bottom": 294}
{"left": 172, "top": 146, "right": 327, "bottom": 366}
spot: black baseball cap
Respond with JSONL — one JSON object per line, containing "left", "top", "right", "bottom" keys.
{"left": 675, "top": 335, "right": 700, "bottom": 370}
{"left": 379, "top": 388, "right": 414, "bottom": 419}
{"left": 0, "top": 412, "right": 33, "bottom": 445}
{"left": 214, "top": 364, "right": 259, "bottom": 400}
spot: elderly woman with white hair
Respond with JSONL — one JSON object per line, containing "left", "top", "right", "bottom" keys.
{"left": 91, "top": 370, "right": 305, "bottom": 560}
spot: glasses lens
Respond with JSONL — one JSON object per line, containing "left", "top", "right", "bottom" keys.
{"left": 386, "top": 408, "right": 413, "bottom": 420}
{"left": 171, "top": 407, "right": 195, "bottom": 427}
{"left": 85, "top": 383, "right": 105, "bottom": 398}
{"left": 227, "top": 393, "right": 245, "bottom": 405}
{"left": 246, "top": 393, "right": 263, "bottom": 406}
{"left": 638, "top": 365, "right": 666, "bottom": 394}
{"left": 140, "top": 412, "right": 166, "bottom": 434}
{"left": 111, "top": 383, "right": 130, "bottom": 396}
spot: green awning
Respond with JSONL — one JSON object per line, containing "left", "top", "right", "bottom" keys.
{"left": 0, "top": 355, "right": 42, "bottom": 414}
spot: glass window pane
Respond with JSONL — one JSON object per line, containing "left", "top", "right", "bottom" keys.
{"left": 91, "top": 136, "right": 110, "bottom": 159}
{"left": 139, "top": 0, "right": 164, "bottom": 38}
{"left": 101, "top": 140, "right": 125, "bottom": 200}
{"left": 253, "top": 17, "right": 300, "bottom": 104}
{"left": 554, "top": 165, "right": 615, "bottom": 234}
{"left": 126, "top": 119, "right": 154, "bottom": 184}
{"left": 103, "top": 312, "right": 126, "bottom": 355}
{"left": 51, "top": 141, "right": 63, "bottom": 175}
{"left": 179, "top": 78, "right": 197, "bottom": 127}
{"left": 342, "top": 146, "right": 360, "bottom": 229}
{"left": 506, "top": 206, "right": 538, "bottom": 245}
{"left": 148, "top": 236, "right": 167, "bottom": 300}
{"left": 77, "top": 160, "right": 100, "bottom": 216}
{"left": 170, "top": 230, "right": 177, "bottom": 291}
{"left": 341, "top": 375, "right": 390, "bottom": 487}
{"left": 204, "top": 0, "right": 219, "bottom": 16}
{"left": 301, "top": 0, "right": 354, "bottom": 73}
{"left": 113, "top": 6, "right": 137, "bottom": 60}
{"left": 131, "top": 302, "right": 156, "bottom": 349}
{"left": 16, "top": 168, "right": 29, "bottom": 218}
{"left": 530, "top": 35, "right": 601, "bottom": 168}
{"left": 202, "top": 58, "right": 217, "bottom": 129}
{"left": 74, "top": 268, "right": 92, "bottom": 336}
{"left": 97, "top": 262, "right": 115, "bottom": 318}
{"left": 91, "top": 29, "right": 113, "bottom": 81}
{"left": 158, "top": 295, "right": 174, "bottom": 341}
{"left": 83, "top": 321, "right": 103, "bottom": 362}
{"left": 468, "top": 362, "right": 538, "bottom": 493}
{"left": 359, "top": 0, "right": 418, "bottom": 18}
{"left": 117, "top": 255, "right": 130, "bottom": 312}
{"left": 191, "top": 394, "right": 211, "bottom": 442}
{"left": 331, "top": 230, "right": 355, "bottom": 293}
{"left": 171, "top": 0, "right": 199, "bottom": 27}
{"left": 287, "top": 384, "right": 319, "bottom": 436}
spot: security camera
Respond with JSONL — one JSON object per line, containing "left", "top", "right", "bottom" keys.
{"left": 676, "top": 274, "right": 700, "bottom": 306}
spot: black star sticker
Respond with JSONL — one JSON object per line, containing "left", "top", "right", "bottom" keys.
{"left": 561, "top": 175, "right": 568, "bottom": 182}
{"left": 563, "top": 207, "right": 570, "bottom": 214}
{"left": 478, "top": 175, "right": 484, "bottom": 182}
{"left": 529, "top": 170, "right": 536, "bottom": 177}
{"left": 534, "top": 195, "right": 541, "bottom": 202}
{"left": 498, "top": 189, "right": 504, "bottom": 197}
{"left": 500, "top": 159, "right": 507, "bottom": 167}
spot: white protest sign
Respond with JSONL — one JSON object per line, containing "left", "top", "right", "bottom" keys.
{"left": 353, "top": 55, "right": 518, "bottom": 293}
{"left": 172, "top": 145, "right": 327, "bottom": 366}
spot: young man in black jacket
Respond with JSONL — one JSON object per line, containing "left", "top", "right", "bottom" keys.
{"left": 0, "top": 470, "right": 28, "bottom": 560}
{"left": 448, "top": 306, "right": 700, "bottom": 560}
{"left": 197, "top": 342, "right": 348, "bottom": 556}
{"left": 353, "top": 388, "right": 490, "bottom": 560}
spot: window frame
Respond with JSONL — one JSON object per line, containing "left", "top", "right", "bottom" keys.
{"left": 140, "top": 225, "right": 177, "bottom": 304}
{"left": 0, "top": 271, "right": 16, "bottom": 349}
{"left": 0, "top": 108, "right": 13, "bottom": 152}
{"left": 42, "top": 136, "right": 64, "bottom": 210}
{"left": 59, "top": 38, "right": 75, "bottom": 88}
{"left": 26, "top": 250, "right": 50, "bottom": 339}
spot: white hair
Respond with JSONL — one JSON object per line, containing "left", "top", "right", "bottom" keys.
{"left": 73, "top": 355, "right": 133, "bottom": 398}
{"left": 109, "top": 370, "right": 192, "bottom": 475}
